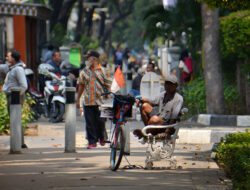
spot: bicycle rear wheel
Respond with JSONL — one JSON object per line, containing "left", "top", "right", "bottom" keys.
{"left": 110, "top": 125, "right": 126, "bottom": 171}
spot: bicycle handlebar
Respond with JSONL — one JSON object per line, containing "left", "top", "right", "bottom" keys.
{"left": 101, "top": 91, "right": 115, "bottom": 96}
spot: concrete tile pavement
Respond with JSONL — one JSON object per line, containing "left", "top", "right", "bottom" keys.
{"left": 0, "top": 116, "right": 233, "bottom": 190}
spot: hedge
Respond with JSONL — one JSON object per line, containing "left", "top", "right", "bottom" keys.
{"left": 0, "top": 90, "right": 34, "bottom": 134}
{"left": 216, "top": 130, "right": 250, "bottom": 190}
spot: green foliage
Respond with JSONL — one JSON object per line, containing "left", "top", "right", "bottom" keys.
{"left": 0, "top": 90, "right": 9, "bottom": 134}
{"left": 220, "top": 10, "right": 250, "bottom": 80}
{"left": 21, "top": 93, "right": 35, "bottom": 127}
{"left": 181, "top": 77, "right": 206, "bottom": 118}
{"left": 182, "top": 77, "right": 245, "bottom": 117}
{"left": 216, "top": 130, "right": 250, "bottom": 189}
{"left": 0, "top": 91, "right": 34, "bottom": 134}
{"left": 79, "top": 35, "right": 100, "bottom": 53}
{"left": 220, "top": 10, "right": 250, "bottom": 60}
{"left": 110, "top": 0, "right": 156, "bottom": 51}
{"left": 143, "top": 0, "right": 201, "bottom": 50}
{"left": 50, "top": 23, "right": 72, "bottom": 46}
{"left": 198, "top": 0, "right": 250, "bottom": 10}
{"left": 142, "top": 0, "right": 202, "bottom": 77}
{"left": 223, "top": 83, "right": 245, "bottom": 114}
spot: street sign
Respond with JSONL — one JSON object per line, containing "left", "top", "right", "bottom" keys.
{"left": 69, "top": 48, "right": 81, "bottom": 67}
{"left": 140, "top": 72, "right": 161, "bottom": 99}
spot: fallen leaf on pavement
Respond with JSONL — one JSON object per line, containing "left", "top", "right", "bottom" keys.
{"left": 195, "top": 145, "right": 201, "bottom": 151}
{"left": 53, "top": 144, "right": 61, "bottom": 147}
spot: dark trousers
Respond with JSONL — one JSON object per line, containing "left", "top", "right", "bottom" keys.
{"left": 84, "top": 105, "right": 105, "bottom": 145}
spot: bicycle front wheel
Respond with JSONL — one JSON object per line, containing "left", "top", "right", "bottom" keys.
{"left": 110, "top": 125, "right": 126, "bottom": 171}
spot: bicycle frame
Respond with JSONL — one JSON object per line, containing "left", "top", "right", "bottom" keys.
{"left": 101, "top": 92, "right": 135, "bottom": 171}
{"left": 110, "top": 99, "right": 126, "bottom": 142}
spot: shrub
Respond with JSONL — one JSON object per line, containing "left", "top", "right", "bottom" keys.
{"left": 0, "top": 91, "right": 34, "bottom": 134}
{"left": 224, "top": 83, "right": 245, "bottom": 114}
{"left": 216, "top": 130, "right": 250, "bottom": 190}
{"left": 181, "top": 77, "right": 206, "bottom": 119}
{"left": 0, "top": 91, "right": 9, "bottom": 133}
{"left": 181, "top": 77, "right": 245, "bottom": 117}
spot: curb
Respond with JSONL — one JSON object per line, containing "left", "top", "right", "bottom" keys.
{"left": 177, "top": 128, "right": 246, "bottom": 144}
{"left": 190, "top": 114, "right": 250, "bottom": 127}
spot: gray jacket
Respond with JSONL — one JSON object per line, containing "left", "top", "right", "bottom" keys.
{"left": 149, "top": 91, "right": 183, "bottom": 121}
{"left": 1, "top": 62, "right": 27, "bottom": 95}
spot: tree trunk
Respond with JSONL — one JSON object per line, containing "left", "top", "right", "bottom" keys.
{"left": 246, "top": 76, "right": 250, "bottom": 114}
{"left": 58, "top": 0, "right": 77, "bottom": 31}
{"left": 201, "top": 3, "right": 225, "bottom": 114}
{"left": 74, "top": 0, "right": 84, "bottom": 42}
{"left": 49, "top": 0, "right": 64, "bottom": 31}
{"left": 236, "top": 62, "right": 246, "bottom": 103}
{"left": 84, "top": 7, "right": 95, "bottom": 37}
{"left": 98, "top": 11, "right": 106, "bottom": 40}
{"left": 100, "top": 0, "right": 136, "bottom": 51}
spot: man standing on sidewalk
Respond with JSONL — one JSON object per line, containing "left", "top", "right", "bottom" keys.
{"left": 0, "top": 49, "right": 28, "bottom": 148}
{"left": 77, "top": 50, "right": 112, "bottom": 149}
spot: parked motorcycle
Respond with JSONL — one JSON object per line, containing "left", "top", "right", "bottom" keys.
{"left": 25, "top": 64, "right": 68, "bottom": 123}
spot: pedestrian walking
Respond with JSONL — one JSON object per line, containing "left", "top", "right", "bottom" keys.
{"left": 113, "top": 44, "right": 123, "bottom": 71}
{"left": 179, "top": 50, "right": 193, "bottom": 86}
{"left": 0, "top": 49, "right": 28, "bottom": 148}
{"left": 77, "top": 50, "right": 112, "bottom": 149}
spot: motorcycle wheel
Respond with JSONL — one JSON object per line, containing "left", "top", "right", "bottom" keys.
{"left": 30, "top": 101, "right": 42, "bottom": 120}
{"left": 49, "top": 101, "right": 65, "bottom": 123}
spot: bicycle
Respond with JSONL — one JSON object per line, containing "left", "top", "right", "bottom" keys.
{"left": 100, "top": 92, "right": 135, "bottom": 171}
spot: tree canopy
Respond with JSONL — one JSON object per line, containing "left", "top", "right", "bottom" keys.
{"left": 220, "top": 10, "right": 250, "bottom": 60}
{"left": 199, "top": 0, "right": 250, "bottom": 10}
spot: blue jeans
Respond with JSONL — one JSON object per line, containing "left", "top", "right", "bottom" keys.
{"left": 128, "top": 89, "right": 140, "bottom": 97}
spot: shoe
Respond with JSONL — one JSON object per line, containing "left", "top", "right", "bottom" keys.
{"left": 21, "top": 144, "right": 28, "bottom": 149}
{"left": 87, "top": 143, "right": 97, "bottom": 149}
{"left": 99, "top": 140, "right": 105, "bottom": 146}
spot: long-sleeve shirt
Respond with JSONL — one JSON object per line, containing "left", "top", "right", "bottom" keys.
{"left": 149, "top": 91, "right": 183, "bottom": 121}
{"left": 0, "top": 64, "right": 9, "bottom": 81}
{"left": 1, "top": 62, "right": 27, "bottom": 95}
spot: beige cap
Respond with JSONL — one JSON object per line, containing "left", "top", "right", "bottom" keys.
{"left": 165, "top": 74, "right": 178, "bottom": 84}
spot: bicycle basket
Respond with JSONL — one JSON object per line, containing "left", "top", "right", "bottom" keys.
{"left": 100, "top": 98, "right": 114, "bottom": 118}
{"left": 113, "top": 95, "right": 135, "bottom": 122}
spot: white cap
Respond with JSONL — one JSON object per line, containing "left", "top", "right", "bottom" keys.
{"left": 165, "top": 74, "right": 178, "bottom": 84}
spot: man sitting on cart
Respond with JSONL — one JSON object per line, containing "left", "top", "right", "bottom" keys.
{"left": 133, "top": 74, "right": 183, "bottom": 139}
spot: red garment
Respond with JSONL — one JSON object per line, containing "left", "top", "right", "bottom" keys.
{"left": 182, "top": 57, "right": 193, "bottom": 80}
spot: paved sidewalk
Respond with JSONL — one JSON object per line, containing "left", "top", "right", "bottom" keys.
{"left": 0, "top": 117, "right": 232, "bottom": 190}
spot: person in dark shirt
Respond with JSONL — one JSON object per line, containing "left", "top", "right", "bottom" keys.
{"left": 128, "top": 68, "right": 144, "bottom": 97}
{"left": 46, "top": 50, "right": 62, "bottom": 74}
